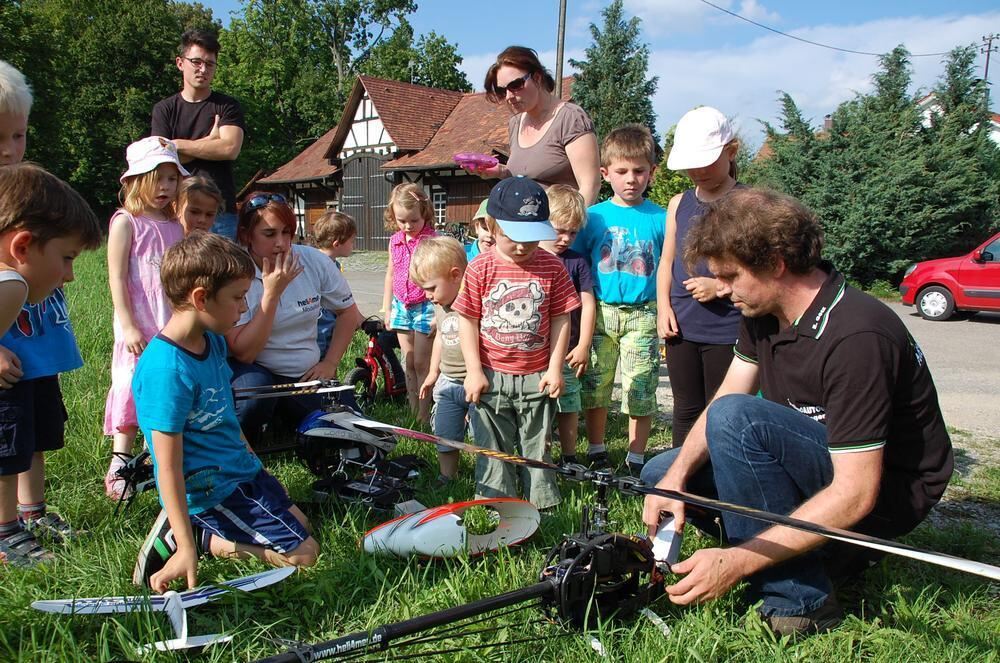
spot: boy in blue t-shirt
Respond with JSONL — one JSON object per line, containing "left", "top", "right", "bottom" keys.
{"left": 131, "top": 232, "right": 318, "bottom": 592}
{"left": 572, "top": 125, "right": 665, "bottom": 476}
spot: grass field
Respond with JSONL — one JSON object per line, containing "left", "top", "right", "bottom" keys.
{"left": 0, "top": 247, "right": 998, "bottom": 662}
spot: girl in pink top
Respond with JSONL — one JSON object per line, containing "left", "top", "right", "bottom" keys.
{"left": 103, "top": 137, "right": 186, "bottom": 500}
{"left": 381, "top": 183, "right": 436, "bottom": 423}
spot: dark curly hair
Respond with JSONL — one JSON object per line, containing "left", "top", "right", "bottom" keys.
{"left": 684, "top": 188, "right": 824, "bottom": 276}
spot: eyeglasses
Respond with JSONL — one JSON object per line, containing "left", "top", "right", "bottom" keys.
{"left": 245, "top": 193, "right": 287, "bottom": 212}
{"left": 182, "top": 56, "right": 217, "bottom": 71}
{"left": 495, "top": 72, "right": 533, "bottom": 96}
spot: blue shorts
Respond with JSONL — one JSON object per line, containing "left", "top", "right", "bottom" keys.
{"left": 0, "top": 376, "right": 67, "bottom": 476}
{"left": 390, "top": 297, "right": 434, "bottom": 335}
{"left": 431, "top": 374, "right": 475, "bottom": 452}
{"left": 191, "top": 470, "right": 309, "bottom": 555}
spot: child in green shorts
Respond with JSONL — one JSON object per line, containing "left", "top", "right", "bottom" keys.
{"left": 571, "top": 125, "right": 665, "bottom": 476}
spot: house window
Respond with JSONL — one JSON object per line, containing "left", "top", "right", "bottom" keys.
{"left": 432, "top": 189, "right": 447, "bottom": 228}
{"left": 293, "top": 194, "right": 306, "bottom": 240}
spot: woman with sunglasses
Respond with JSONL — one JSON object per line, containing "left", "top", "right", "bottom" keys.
{"left": 479, "top": 46, "right": 601, "bottom": 206}
{"left": 225, "top": 192, "right": 363, "bottom": 447}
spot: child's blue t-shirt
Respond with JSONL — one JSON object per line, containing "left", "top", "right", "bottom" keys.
{"left": 0, "top": 289, "right": 83, "bottom": 380}
{"left": 133, "top": 332, "right": 262, "bottom": 514}
{"left": 572, "top": 199, "right": 665, "bottom": 305}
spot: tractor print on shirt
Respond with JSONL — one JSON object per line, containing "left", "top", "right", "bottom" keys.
{"left": 598, "top": 227, "right": 656, "bottom": 276}
{"left": 481, "top": 280, "right": 546, "bottom": 350}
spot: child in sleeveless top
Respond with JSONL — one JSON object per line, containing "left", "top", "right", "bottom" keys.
{"left": 656, "top": 107, "right": 742, "bottom": 447}
{"left": 381, "top": 184, "right": 437, "bottom": 423}
{"left": 103, "top": 137, "right": 187, "bottom": 499}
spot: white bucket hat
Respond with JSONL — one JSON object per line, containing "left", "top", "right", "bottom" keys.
{"left": 667, "top": 107, "right": 735, "bottom": 171}
{"left": 120, "top": 136, "right": 190, "bottom": 183}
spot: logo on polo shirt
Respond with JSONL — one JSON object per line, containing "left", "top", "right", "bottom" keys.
{"left": 297, "top": 295, "right": 320, "bottom": 312}
{"left": 788, "top": 400, "right": 826, "bottom": 423}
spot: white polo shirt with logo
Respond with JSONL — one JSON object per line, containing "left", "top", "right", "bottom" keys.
{"left": 238, "top": 244, "right": 355, "bottom": 377}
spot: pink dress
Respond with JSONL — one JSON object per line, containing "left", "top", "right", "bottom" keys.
{"left": 103, "top": 211, "right": 183, "bottom": 434}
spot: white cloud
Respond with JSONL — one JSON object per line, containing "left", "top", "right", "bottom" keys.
{"left": 624, "top": 0, "right": 781, "bottom": 36}
{"left": 647, "top": 12, "right": 998, "bottom": 148}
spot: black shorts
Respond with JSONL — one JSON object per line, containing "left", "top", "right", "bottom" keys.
{"left": 0, "top": 376, "right": 67, "bottom": 475}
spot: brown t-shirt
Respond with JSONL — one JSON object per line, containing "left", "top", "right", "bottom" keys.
{"left": 506, "top": 103, "right": 595, "bottom": 189}
{"left": 436, "top": 304, "right": 466, "bottom": 381}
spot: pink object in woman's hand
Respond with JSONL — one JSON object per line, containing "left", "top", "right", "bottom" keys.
{"left": 453, "top": 152, "right": 499, "bottom": 171}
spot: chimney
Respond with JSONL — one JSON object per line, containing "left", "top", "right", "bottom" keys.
{"left": 823, "top": 114, "right": 833, "bottom": 131}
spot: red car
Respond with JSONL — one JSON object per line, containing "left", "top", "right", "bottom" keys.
{"left": 899, "top": 231, "right": 1000, "bottom": 320}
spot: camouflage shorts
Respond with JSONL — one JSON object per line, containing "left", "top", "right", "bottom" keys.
{"left": 581, "top": 302, "right": 659, "bottom": 416}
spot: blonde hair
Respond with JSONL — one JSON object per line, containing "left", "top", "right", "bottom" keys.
{"left": 314, "top": 210, "right": 357, "bottom": 247}
{"left": 409, "top": 236, "right": 467, "bottom": 284}
{"left": 546, "top": 185, "right": 587, "bottom": 231}
{"left": 178, "top": 176, "right": 223, "bottom": 214}
{"left": 119, "top": 166, "right": 179, "bottom": 218}
{"left": 384, "top": 183, "right": 433, "bottom": 231}
{"left": 0, "top": 60, "right": 32, "bottom": 117}
{"left": 601, "top": 123, "right": 657, "bottom": 168}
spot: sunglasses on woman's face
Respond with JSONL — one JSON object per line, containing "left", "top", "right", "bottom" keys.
{"left": 496, "top": 72, "right": 533, "bottom": 96}
{"left": 245, "top": 193, "right": 287, "bottom": 212}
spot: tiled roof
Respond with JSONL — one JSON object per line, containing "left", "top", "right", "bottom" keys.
{"left": 258, "top": 126, "right": 339, "bottom": 184}
{"left": 383, "top": 77, "right": 576, "bottom": 171}
{"left": 324, "top": 77, "right": 464, "bottom": 159}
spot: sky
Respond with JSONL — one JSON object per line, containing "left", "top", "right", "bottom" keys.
{"left": 202, "top": 1, "right": 999, "bottom": 147}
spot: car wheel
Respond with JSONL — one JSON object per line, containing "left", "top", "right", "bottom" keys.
{"left": 917, "top": 286, "right": 955, "bottom": 321}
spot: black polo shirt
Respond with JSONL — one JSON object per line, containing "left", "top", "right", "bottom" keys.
{"left": 733, "top": 263, "right": 953, "bottom": 524}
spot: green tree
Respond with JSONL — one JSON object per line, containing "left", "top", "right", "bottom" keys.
{"left": 746, "top": 46, "right": 999, "bottom": 285}
{"left": 4, "top": 0, "right": 201, "bottom": 215}
{"left": 362, "top": 20, "right": 471, "bottom": 91}
{"left": 569, "top": 0, "right": 658, "bottom": 143}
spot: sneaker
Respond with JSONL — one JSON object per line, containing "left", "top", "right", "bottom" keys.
{"left": 105, "top": 459, "right": 135, "bottom": 502}
{"left": 762, "top": 596, "right": 843, "bottom": 638}
{"left": 587, "top": 451, "right": 610, "bottom": 470}
{"left": 22, "top": 512, "right": 84, "bottom": 545}
{"left": 0, "top": 528, "right": 55, "bottom": 567}
{"left": 133, "top": 509, "right": 175, "bottom": 587}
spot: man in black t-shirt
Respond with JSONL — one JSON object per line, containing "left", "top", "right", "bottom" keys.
{"left": 640, "top": 188, "right": 952, "bottom": 637}
{"left": 152, "top": 29, "right": 245, "bottom": 240}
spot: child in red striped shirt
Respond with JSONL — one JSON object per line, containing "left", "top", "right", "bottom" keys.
{"left": 452, "top": 177, "right": 580, "bottom": 509}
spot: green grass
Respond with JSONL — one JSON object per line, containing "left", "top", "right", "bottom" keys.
{"left": 1, "top": 247, "right": 998, "bottom": 662}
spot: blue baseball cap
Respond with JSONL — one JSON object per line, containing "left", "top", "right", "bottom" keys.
{"left": 486, "top": 176, "right": 556, "bottom": 243}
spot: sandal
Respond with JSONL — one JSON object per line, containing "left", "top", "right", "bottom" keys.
{"left": 22, "top": 512, "right": 84, "bottom": 545}
{"left": 0, "top": 528, "right": 55, "bottom": 567}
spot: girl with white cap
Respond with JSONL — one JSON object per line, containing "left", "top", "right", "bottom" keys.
{"left": 104, "top": 136, "right": 187, "bottom": 499}
{"left": 655, "top": 107, "right": 743, "bottom": 448}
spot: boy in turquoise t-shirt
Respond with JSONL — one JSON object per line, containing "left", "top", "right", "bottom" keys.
{"left": 572, "top": 125, "right": 665, "bottom": 476}
{"left": 131, "top": 232, "right": 318, "bottom": 592}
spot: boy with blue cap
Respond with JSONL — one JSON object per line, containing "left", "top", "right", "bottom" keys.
{"left": 452, "top": 177, "right": 580, "bottom": 509}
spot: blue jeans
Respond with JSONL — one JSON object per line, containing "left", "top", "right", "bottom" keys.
{"left": 431, "top": 375, "right": 475, "bottom": 452}
{"left": 211, "top": 212, "right": 238, "bottom": 241}
{"left": 641, "top": 394, "right": 835, "bottom": 617}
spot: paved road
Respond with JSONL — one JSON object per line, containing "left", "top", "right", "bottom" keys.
{"left": 888, "top": 301, "right": 999, "bottom": 439}
{"left": 342, "top": 260, "right": 999, "bottom": 440}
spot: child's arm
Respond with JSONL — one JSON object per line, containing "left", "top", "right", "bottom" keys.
{"left": 148, "top": 430, "right": 198, "bottom": 593}
{"left": 419, "top": 330, "right": 444, "bottom": 400}
{"left": 656, "top": 195, "right": 682, "bottom": 340}
{"left": 459, "top": 315, "right": 488, "bottom": 404}
{"left": 541, "top": 313, "right": 571, "bottom": 398}
{"left": 566, "top": 289, "right": 596, "bottom": 377}
{"left": 107, "top": 213, "right": 147, "bottom": 355}
{"left": 382, "top": 257, "right": 394, "bottom": 330}
{"left": 0, "top": 346, "right": 22, "bottom": 388}
{"left": 0, "top": 280, "right": 27, "bottom": 338}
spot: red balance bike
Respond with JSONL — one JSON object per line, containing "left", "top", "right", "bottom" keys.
{"left": 346, "top": 316, "right": 408, "bottom": 411}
